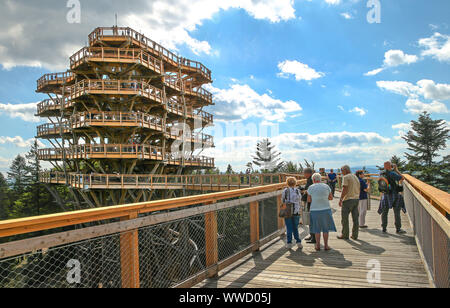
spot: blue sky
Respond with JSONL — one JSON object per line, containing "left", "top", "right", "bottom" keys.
{"left": 0, "top": 0, "right": 449, "bottom": 173}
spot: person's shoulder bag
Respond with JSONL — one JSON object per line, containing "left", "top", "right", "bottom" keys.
{"left": 279, "top": 188, "right": 294, "bottom": 218}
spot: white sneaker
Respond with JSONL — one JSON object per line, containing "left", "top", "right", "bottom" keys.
{"left": 285, "top": 242, "right": 293, "bottom": 249}
{"left": 297, "top": 243, "right": 303, "bottom": 250}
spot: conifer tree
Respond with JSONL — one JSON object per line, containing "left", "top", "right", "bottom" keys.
{"left": 403, "top": 112, "right": 449, "bottom": 185}
{"left": 252, "top": 138, "right": 284, "bottom": 173}
{"left": 0, "top": 173, "right": 10, "bottom": 220}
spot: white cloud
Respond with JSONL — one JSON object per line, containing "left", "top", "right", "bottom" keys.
{"left": 377, "top": 79, "right": 450, "bottom": 115}
{"left": 365, "top": 49, "right": 418, "bottom": 76}
{"left": 383, "top": 49, "right": 418, "bottom": 67}
{"left": 392, "top": 122, "right": 411, "bottom": 140}
{"left": 205, "top": 130, "right": 395, "bottom": 171}
{"left": 325, "top": 0, "right": 341, "bottom": 5}
{"left": 205, "top": 83, "right": 302, "bottom": 122}
{"left": 349, "top": 107, "right": 367, "bottom": 116}
{"left": 404, "top": 99, "right": 449, "bottom": 115}
{"left": 340, "top": 12, "right": 352, "bottom": 19}
{"left": 0, "top": 102, "right": 40, "bottom": 122}
{"left": 416, "top": 79, "right": 450, "bottom": 101}
{"left": 376, "top": 80, "right": 420, "bottom": 98}
{"left": 377, "top": 80, "right": 450, "bottom": 101}
{"left": 418, "top": 32, "right": 450, "bottom": 62}
{"left": 337, "top": 105, "right": 345, "bottom": 111}
{"left": 0, "top": 0, "right": 297, "bottom": 70}
{"left": 0, "top": 136, "right": 44, "bottom": 148}
{"left": 364, "top": 68, "right": 384, "bottom": 76}
{"left": 277, "top": 60, "right": 325, "bottom": 82}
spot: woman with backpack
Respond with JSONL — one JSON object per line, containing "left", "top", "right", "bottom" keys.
{"left": 280, "top": 177, "right": 303, "bottom": 250}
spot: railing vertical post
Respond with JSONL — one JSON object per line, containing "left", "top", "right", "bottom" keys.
{"left": 120, "top": 212, "right": 140, "bottom": 288}
{"left": 205, "top": 208, "right": 218, "bottom": 278}
{"left": 277, "top": 194, "right": 284, "bottom": 230}
{"left": 250, "top": 195, "right": 260, "bottom": 252}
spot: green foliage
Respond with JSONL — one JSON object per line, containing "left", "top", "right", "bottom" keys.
{"left": 0, "top": 173, "right": 10, "bottom": 220}
{"left": 1, "top": 141, "right": 65, "bottom": 222}
{"left": 390, "top": 155, "right": 406, "bottom": 172}
{"left": 402, "top": 112, "right": 449, "bottom": 190}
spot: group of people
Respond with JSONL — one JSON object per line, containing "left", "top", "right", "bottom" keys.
{"left": 281, "top": 162, "right": 406, "bottom": 251}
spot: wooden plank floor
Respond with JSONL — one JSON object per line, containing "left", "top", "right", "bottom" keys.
{"left": 195, "top": 195, "right": 432, "bottom": 288}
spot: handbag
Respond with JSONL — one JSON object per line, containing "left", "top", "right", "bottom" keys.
{"left": 279, "top": 188, "right": 294, "bottom": 218}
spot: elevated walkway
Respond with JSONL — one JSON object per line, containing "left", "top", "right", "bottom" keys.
{"left": 196, "top": 195, "right": 430, "bottom": 288}
{"left": 0, "top": 174, "right": 448, "bottom": 288}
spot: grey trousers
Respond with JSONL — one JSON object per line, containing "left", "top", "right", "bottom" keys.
{"left": 341, "top": 199, "right": 360, "bottom": 239}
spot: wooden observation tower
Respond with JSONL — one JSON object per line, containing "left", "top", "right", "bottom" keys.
{"left": 36, "top": 27, "right": 215, "bottom": 207}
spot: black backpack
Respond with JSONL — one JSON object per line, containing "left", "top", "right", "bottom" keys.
{"left": 378, "top": 171, "right": 403, "bottom": 193}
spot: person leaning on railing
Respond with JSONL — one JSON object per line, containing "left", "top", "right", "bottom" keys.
{"left": 378, "top": 162, "right": 407, "bottom": 234}
{"left": 281, "top": 177, "right": 303, "bottom": 250}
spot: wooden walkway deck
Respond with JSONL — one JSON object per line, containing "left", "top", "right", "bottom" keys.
{"left": 195, "top": 195, "right": 432, "bottom": 288}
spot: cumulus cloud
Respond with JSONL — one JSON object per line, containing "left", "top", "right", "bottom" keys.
{"left": 0, "top": 102, "right": 40, "bottom": 122}
{"left": 205, "top": 83, "right": 302, "bottom": 122}
{"left": 0, "top": 0, "right": 296, "bottom": 70}
{"left": 418, "top": 32, "right": 450, "bottom": 62}
{"left": 377, "top": 80, "right": 450, "bottom": 101}
{"left": 204, "top": 130, "right": 394, "bottom": 171}
{"left": 377, "top": 79, "right": 450, "bottom": 114}
{"left": 404, "top": 99, "right": 449, "bottom": 115}
{"left": 392, "top": 122, "right": 411, "bottom": 140}
{"left": 277, "top": 60, "right": 325, "bottom": 82}
{"left": 365, "top": 49, "right": 418, "bottom": 76}
{"left": 0, "top": 136, "right": 44, "bottom": 148}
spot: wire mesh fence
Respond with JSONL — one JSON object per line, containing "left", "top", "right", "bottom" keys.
{"left": 0, "top": 232, "right": 123, "bottom": 288}
{"left": 0, "top": 191, "right": 284, "bottom": 288}
{"left": 138, "top": 215, "right": 207, "bottom": 288}
{"left": 217, "top": 204, "right": 251, "bottom": 262}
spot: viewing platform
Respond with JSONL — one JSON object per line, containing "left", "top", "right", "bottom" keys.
{"left": 37, "top": 145, "right": 214, "bottom": 167}
{"left": 0, "top": 173, "right": 448, "bottom": 288}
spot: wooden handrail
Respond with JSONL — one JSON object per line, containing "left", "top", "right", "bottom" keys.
{"left": 404, "top": 174, "right": 450, "bottom": 216}
{"left": 0, "top": 180, "right": 304, "bottom": 238}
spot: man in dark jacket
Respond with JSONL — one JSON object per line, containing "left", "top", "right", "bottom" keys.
{"left": 302, "top": 168, "right": 315, "bottom": 243}
{"left": 378, "top": 162, "right": 407, "bottom": 234}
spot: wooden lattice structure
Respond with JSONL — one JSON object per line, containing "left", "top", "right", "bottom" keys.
{"left": 36, "top": 27, "right": 215, "bottom": 207}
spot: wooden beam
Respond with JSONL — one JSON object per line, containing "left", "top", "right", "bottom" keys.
{"left": 204, "top": 209, "right": 218, "bottom": 278}
{"left": 276, "top": 194, "right": 284, "bottom": 230}
{"left": 250, "top": 196, "right": 260, "bottom": 251}
{"left": 120, "top": 212, "right": 140, "bottom": 288}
